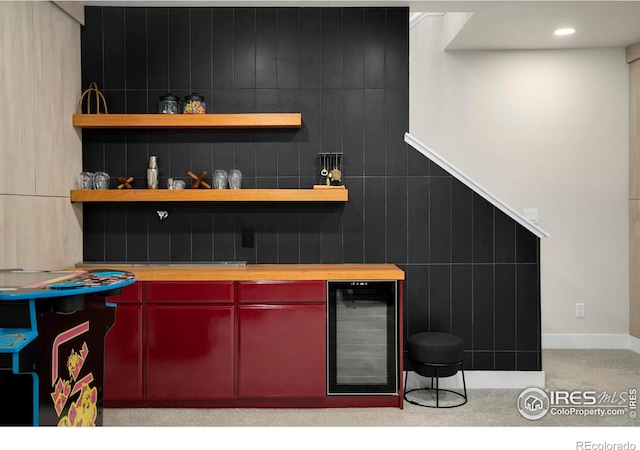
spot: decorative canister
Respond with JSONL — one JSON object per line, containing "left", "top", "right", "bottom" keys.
{"left": 228, "top": 169, "right": 242, "bottom": 189}
{"left": 93, "top": 171, "right": 110, "bottom": 189}
{"left": 183, "top": 94, "right": 206, "bottom": 114}
{"left": 213, "top": 169, "right": 228, "bottom": 189}
{"left": 158, "top": 93, "right": 180, "bottom": 114}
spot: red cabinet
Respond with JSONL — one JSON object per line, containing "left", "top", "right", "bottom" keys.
{"left": 104, "top": 282, "right": 143, "bottom": 402}
{"left": 145, "top": 282, "right": 235, "bottom": 400}
{"left": 238, "top": 281, "right": 326, "bottom": 398}
{"left": 100, "top": 275, "right": 402, "bottom": 407}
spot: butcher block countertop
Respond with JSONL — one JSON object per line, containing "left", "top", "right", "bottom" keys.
{"left": 75, "top": 263, "right": 405, "bottom": 282}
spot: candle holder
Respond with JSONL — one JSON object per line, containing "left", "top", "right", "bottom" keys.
{"left": 228, "top": 169, "right": 242, "bottom": 189}
{"left": 213, "top": 170, "right": 228, "bottom": 189}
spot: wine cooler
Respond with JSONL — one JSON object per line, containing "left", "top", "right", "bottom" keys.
{"left": 327, "top": 280, "right": 398, "bottom": 395}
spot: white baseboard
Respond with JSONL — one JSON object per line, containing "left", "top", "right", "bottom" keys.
{"left": 542, "top": 333, "right": 638, "bottom": 351}
{"left": 402, "top": 336, "right": 640, "bottom": 390}
{"left": 631, "top": 335, "right": 640, "bottom": 353}
{"left": 405, "top": 370, "right": 545, "bottom": 390}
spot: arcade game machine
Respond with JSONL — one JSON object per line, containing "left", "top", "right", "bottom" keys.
{"left": 0, "top": 269, "right": 135, "bottom": 426}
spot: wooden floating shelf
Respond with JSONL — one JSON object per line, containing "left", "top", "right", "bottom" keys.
{"left": 70, "top": 188, "right": 348, "bottom": 203}
{"left": 72, "top": 113, "right": 302, "bottom": 129}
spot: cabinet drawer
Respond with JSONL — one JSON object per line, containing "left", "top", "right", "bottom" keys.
{"left": 238, "top": 280, "right": 325, "bottom": 304}
{"left": 107, "top": 282, "right": 142, "bottom": 304}
{"left": 147, "top": 281, "right": 233, "bottom": 303}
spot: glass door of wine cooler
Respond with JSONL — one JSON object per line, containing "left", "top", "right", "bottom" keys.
{"left": 327, "top": 280, "right": 397, "bottom": 395}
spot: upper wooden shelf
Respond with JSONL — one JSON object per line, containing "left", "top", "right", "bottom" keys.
{"left": 72, "top": 113, "right": 302, "bottom": 129}
{"left": 70, "top": 188, "right": 348, "bottom": 203}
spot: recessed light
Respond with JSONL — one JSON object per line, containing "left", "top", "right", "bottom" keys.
{"left": 554, "top": 28, "right": 577, "bottom": 36}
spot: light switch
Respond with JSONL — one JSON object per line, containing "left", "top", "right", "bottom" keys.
{"left": 524, "top": 208, "right": 538, "bottom": 224}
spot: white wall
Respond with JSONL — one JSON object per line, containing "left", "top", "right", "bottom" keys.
{"left": 410, "top": 17, "right": 629, "bottom": 336}
{"left": 0, "top": 2, "right": 83, "bottom": 270}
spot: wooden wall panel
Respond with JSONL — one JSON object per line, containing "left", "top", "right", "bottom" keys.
{"left": 631, "top": 200, "right": 640, "bottom": 338}
{"left": 629, "top": 44, "right": 640, "bottom": 338}
{"left": 33, "top": 2, "right": 82, "bottom": 198}
{"left": 0, "top": 2, "right": 82, "bottom": 270}
{"left": 0, "top": 2, "right": 35, "bottom": 195}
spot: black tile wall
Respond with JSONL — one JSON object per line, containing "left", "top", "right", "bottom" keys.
{"left": 81, "top": 6, "right": 541, "bottom": 371}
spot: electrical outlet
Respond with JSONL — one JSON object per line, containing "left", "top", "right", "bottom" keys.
{"left": 241, "top": 228, "right": 254, "bottom": 248}
{"left": 576, "top": 303, "right": 585, "bottom": 318}
{"left": 524, "top": 208, "right": 539, "bottom": 224}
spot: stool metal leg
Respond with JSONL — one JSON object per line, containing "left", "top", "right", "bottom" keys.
{"left": 404, "top": 370, "right": 409, "bottom": 398}
{"left": 435, "top": 367, "right": 439, "bottom": 408}
{"left": 461, "top": 368, "right": 467, "bottom": 403}
{"left": 404, "top": 360, "right": 467, "bottom": 408}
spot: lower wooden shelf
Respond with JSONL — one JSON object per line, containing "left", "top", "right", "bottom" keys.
{"left": 70, "top": 188, "right": 348, "bottom": 202}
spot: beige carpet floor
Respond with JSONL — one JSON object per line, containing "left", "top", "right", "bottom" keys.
{"left": 103, "top": 349, "right": 640, "bottom": 427}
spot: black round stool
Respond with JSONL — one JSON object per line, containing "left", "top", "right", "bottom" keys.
{"left": 404, "top": 332, "right": 467, "bottom": 408}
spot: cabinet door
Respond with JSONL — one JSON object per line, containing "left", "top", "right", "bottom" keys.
{"left": 145, "top": 305, "right": 234, "bottom": 400}
{"left": 104, "top": 304, "right": 143, "bottom": 401}
{"left": 238, "top": 304, "right": 326, "bottom": 398}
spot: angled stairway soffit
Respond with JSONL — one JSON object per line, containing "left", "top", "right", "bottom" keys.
{"left": 404, "top": 132, "right": 550, "bottom": 239}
